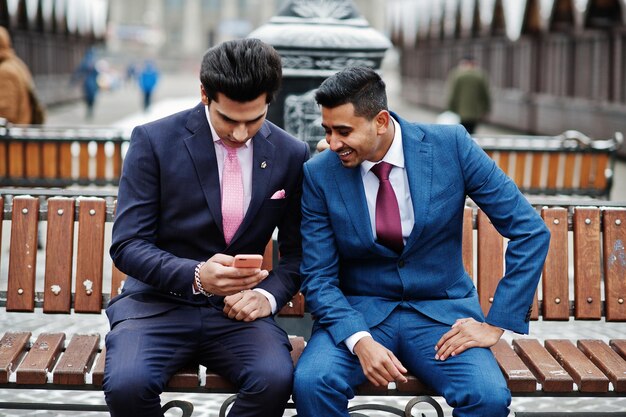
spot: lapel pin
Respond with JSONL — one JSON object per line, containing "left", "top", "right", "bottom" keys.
{"left": 261, "top": 161, "right": 267, "bottom": 169}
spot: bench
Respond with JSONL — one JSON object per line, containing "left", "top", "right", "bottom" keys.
{"left": 473, "top": 130, "right": 623, "bottom": 199}
{"left": 0, "top": 191, "right": 625, "bottom": 416}
{"left": 0, "top": 121, "right": 126, "bottom": 187}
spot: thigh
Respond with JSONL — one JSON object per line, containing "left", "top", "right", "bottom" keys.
{"left": 104, "top": 306, "right": 200, "bottom": 388}
{"left": 397, "top": 309, "right": 507, "bottom": 399}
{"left": 198, "top": 312, "right": 293, "bottom": 384}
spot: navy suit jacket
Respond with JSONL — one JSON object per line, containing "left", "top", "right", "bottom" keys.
{"left": 300, "top": 114, "right": 550, "bottom": 346}
{"left": 108, "top": 103, "right": 309, "bottom": 327}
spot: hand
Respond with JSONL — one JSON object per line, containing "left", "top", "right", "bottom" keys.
{"left": 199, "top": 254, "right": 268, "bottom": 296}
{"left": 434, "top": 318, "right": 504, "bottom": 361}
{"left": 223, "top": 290, "right": 272, "bottom": 322}
{"left": 353, "top": 337, "right": 408, "bottom": 387}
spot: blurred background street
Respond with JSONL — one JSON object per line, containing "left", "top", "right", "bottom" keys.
{"left": 1, "top": 0, "right": 626, "bottom": 416}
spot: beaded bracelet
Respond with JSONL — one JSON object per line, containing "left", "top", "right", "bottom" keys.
{"left": 194, "top": 261, "right": 213, "bottom": 297}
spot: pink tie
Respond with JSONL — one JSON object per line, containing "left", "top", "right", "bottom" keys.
{"left": 222, "top": 144, "right": 244, "bottom": 245}
{"left": 371, "top": 162, "right": 404, "bottom": 253}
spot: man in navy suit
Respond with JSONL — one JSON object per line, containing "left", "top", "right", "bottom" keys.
{"left": 104, "top": 39, "right": 309, "bottom": 417}
{"left": 293, "top": 67, "right": 550, "bottom": 417}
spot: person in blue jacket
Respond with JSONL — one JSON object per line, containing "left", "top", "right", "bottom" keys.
{"left": 138, "top": 60, "right": 159, "bottom": 111}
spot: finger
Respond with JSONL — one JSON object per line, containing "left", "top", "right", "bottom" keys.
{"left": 383, "top": 358, "right": 407, "bottom": 383}
{"left": 451, "top": 340, "right": 479, "bottom": 357}
{"left": 390, "top": 356, "right": 408, "bottom": 381}
{"left": 435, "top": 327, "right": 458, "bottom": 351}
{"left": 209, "top": 253, "right": 235, "bottom": 266}
{"left": 438, "top": 334, "right": 473, "bottom": 360}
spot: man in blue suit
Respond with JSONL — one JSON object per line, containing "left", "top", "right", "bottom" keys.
{"left": 294, "top": 67, "right": 550, "bottom": 417}
{"left": 104, "top": 39, "right": 309, "bottom": 417}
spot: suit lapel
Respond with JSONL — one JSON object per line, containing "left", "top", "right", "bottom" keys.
{"left": 183, "top": 103, "right": 224, "bottom": 234}
{"left": 332, "top": 162, "right": 380, "bottom": 252}
{"left": 229, "top": 122, "right": 274, "bottom": 243}
{"left": 397, "top": 116, "right": 432, "bottom": 253}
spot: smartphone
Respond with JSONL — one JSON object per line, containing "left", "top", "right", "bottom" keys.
{"left": 233, "top": 254, "right": 264, "bottom": 269}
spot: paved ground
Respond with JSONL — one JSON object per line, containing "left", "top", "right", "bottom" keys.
{"left": 1, "top": 52, "right": 625, "bottom": 416}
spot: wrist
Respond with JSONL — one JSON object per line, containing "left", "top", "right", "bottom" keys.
{"left": 194, "top": 262, "right": 213, "bottom": 297}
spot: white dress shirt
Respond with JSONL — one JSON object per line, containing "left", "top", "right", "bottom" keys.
{"left": 345, "top": 117, "right": 415, "bottom": 353}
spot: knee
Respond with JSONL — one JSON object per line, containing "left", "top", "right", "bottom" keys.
{"left": 294, "top": 361, "right": 349, "bottom": 401}
{"left": 103, "top": 367, "right": 161, "bottom": 407}
{"left": 240, "top": 360, "right": 293, "bottom": 399}
{"left": 455, "top": 382, "right": 510, "bottom": 416}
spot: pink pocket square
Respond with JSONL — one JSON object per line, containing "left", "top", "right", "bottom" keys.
{"left": 270, "top": 189, "right": 286, "bottom": 199}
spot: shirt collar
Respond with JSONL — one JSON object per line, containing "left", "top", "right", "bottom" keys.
{"left": 204, "top": 105, "right": 252, "bottom": 149}
{"left": 361, "top": 116, "right": 404, "bottom": 176}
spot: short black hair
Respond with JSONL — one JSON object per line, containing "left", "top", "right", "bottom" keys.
{"left": 200, "top": 38, "right": 282, "bottom": 103}
{"left": 314, "top": 67, "right": 387, "bottom": 120}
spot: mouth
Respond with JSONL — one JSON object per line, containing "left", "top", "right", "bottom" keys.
{"left": 337, "top": 149, "right": 353, "bottom": 160}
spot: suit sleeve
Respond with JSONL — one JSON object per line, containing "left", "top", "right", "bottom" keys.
{"left": 110, "top": 125, "right": 198, "bottom": 297}
{"left": 456, "top": 126, "right": 550, "bottom": 333}
{"left": 300, "top": 162, "right": 370, "bottom": 345}
{"left": 256, "top": 141, "right": 310, "bottom": 309}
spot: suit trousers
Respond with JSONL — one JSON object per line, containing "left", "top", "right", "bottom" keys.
{"left": 293, "top": 305, "right": 510, "bottom": 417}
{"left": 103, "top": 303, "right": 293, "bottom": 417}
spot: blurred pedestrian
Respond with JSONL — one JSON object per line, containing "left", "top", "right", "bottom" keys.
{"left": 138, "top": 59, "right": 159, "bottom": 111}
{"left": 446, "top": 55, "right": 491, "bottom": 134}
{"left": 72, "top": 48, "right": 100, "bottom": 119}
{"left": 0, "top": 26, "right": 45, "bottom": 124}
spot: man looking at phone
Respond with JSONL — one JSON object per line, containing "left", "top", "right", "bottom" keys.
{"left": 104, "top": 39, "right": 309, "bottom": 417}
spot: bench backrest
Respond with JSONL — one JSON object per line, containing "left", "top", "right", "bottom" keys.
{"left": 473, "top": 130, "right": 623, "bottom": 198}
{"left": 1, "top": 194, "right": 625, "bottom": 322}
{"left": 0, "top": 125, "right": 126, "bottom": 187}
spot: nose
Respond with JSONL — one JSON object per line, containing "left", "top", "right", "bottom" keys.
{"left": 327, "top": 134, "right": 342, "bottom": 152}
{"left": 233, "top": 124, "right": 248, "bottom": 141}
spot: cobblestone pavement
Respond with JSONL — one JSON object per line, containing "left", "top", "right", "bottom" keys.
{"left": 1, "top": 50, "right": 625, "bottom": 416}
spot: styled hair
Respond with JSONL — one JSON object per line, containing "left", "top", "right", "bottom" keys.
{"left": 315, "top": 66, "right": 387, "bottom": 120}
{"left": 200, "top": 38, "right": 282, "bottom": 103}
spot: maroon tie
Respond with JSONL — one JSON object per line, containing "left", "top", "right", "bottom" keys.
{"left": 371, "top": 162, "right": 404, "bottom": 253}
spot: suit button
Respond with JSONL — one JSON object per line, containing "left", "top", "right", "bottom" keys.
{"left": 398, "top": 260, "right": 405, "bottom": 268}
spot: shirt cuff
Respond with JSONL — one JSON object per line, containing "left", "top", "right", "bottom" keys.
{"left": 252, "top": 288, "right": 277, "bottom": 315}
{"left": 344, "top": 331, "right": 371, "bottom": 354}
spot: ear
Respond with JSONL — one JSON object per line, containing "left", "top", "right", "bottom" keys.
{"left": 200, "top": 85, "right": 209, "bottom": 105}
{"left": 374, "top": 110, "right": 391, "bottom": 135}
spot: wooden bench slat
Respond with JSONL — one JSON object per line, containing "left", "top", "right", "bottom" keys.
{"left": 113, "top": 142, "right": 123, "bottom": 180}
{"left": 563, "top": 153, "right": 576, "bottom": 189}
{"left": 546, "top": 153, "right": 559, "bottom": 189}
{"left": 7, "top": 197, "right": 39, "bottom": 312}
{"left": 168, "top": 364, "right": 200, "bottom": 388}
{"left": 573, "top": 208, "right": 602, "bottom": 319}
{"left": 462, "top": 206, "right": 473, "bottom": 279}
{"left": 74, "top": 199, "right": 106, "bottom": 313}
{"left": 92, "top": 347, "right": 106, "bottom": 386}
{"left": 0, "top": 332, "right": 31, "bottom": 383}
{"left": 79, "top": 142, "right": 89, "bottom": 181}
{"left": 476, "top": 210, "right": 503, "bottom": 316}
{"left": 96, "top": 142, "right": 106, "bottom": 182}
{"left": 25, "top": 142, "right": 42, "bottom": 178}
{"left": 8, "top": 142, "right": 24, "bottom": 178}
{"left": 530, "top": 153, "right": 543, "bottom": 189}
{"left": 498, "top": 151, "right": 511, "bottom": 177}
{"left": 579, "top": 154, "right": 593, "bottom": 189}
{"left": 514, "top": 152, "right": 527, "bottom": 187}
{"left": 42, "top": 142, "right": 58, "bottom": 179}
{"left": 541, "top": 208, "right": 569, "bottom": 320}
{"left": 110, "top": 201, "right": 126, "bottom": 300}
{"left": 491, "top": 340, "right": 537, "bottom": 392}
{"left": 59, "top": 142, "right": 72, "bottom": 179}
{"left": 610, "top": 340, "right": 626, "bottom": 360}
{"left": 16, "top": 333, "right": 65, "bottom": 384}
{"left": 512, "top": 339, "right": 573, "bottom": 392}
{"left": 0, "top": 143, "right": 7, "bottom": 178}
{"left": 545, "top": 339, "right": 609, "bottom": 392}
{"left": 602, "top": 209, "right": 626, "bottom": 321}
{"left": 53, "top": 334, "right": 100, "bottom": 385}
{"left": 594, "top": 154, "right": 609, "bottom": 190}
{"left": 43, "top": 198, "right": 75, "bottom": 313}
{"left": 577, "top": 339, "right": 626, "bottom": 392}
{"left": 396, "top": 374, "right": 431, "bottom": 394}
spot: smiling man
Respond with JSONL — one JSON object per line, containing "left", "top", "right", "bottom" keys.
{"left": 294, "top": 67, "right": 550, "bottom": 417}
{"left": 104, "top": 38, "right": 309, "bottom": 417}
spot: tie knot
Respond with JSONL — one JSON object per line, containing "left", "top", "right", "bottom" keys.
{"left": 223, "top": 142, "right": 238, "bottom": 158}
{"left": 371, "top": 161, "right": 393, "bottom": 181}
